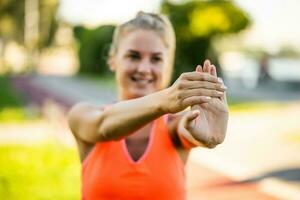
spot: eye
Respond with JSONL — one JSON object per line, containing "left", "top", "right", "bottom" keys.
{"left": 127, "top": 53, "right": 140, "bottom": 61}
{"left": 151, "top": 56, "right": 162, "bottom": 63}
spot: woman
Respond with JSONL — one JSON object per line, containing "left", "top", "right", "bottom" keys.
{"left": 68, "top": 12, "right": 229, "bottom": 200}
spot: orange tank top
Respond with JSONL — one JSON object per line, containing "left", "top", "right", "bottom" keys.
{"left": 82, "top": 114, "right": 186, "bottom": 200}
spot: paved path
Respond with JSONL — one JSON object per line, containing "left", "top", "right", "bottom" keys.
{"left": 226, "top": 78, "right": 300, "bottom": 102}
{"left": 12, "top": 75, "right": 116, "bottom": 108}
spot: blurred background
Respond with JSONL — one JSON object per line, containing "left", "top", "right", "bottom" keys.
{"left": 1, "top": 0, "right": 300, "bottom": 199}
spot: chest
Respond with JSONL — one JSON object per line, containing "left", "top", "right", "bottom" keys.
{"left": 125, "top": 123, "right": 152, "bottom": 162}
{"left": 82, "top": 116, "right": 188, "bottom": 199}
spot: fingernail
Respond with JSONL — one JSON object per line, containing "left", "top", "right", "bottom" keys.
{"left": 205, "top": 96, "right": 211, "bottom": 99}
{"left": 221, "top": 85, "right": 227, "bottom": 90}
{"left": 192, "top": 110, "right": 200, "bottom": 115}
{"left": 218, "top": 77, "right": 223, "bottom": 83}
{"left": 217, "top": 91, "right": 224, "bottom": 95}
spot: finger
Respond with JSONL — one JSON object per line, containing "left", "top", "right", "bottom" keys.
{"left": 196, "top": 65, "right": 202, "bottom": 72}
{"left": 186, "top": 110, "right": 200, "bottom": 122}
{"left": 222, "top": 91, "right": 228, "bottom": 104}
{"left": 181, "top": 80, "right": 226, "bottom": 91}
{"left": 210, "top": 64, "right": 217, "bottom": 77}
{"left": 182, "top": 96, "right": 212, "bottom": 107}
{"left": 218, "top": 77, "right": 228, "bottom": 103}
{"left": 207, "top": 65, "right": 212, "bottom": 75}
{"left": 180, "top": 72, "right": 219, "bottom": 83}
{"left": 203, "top": 59, "right": 211, "bottom": 73}
{"left": 181, "top": 88, "right": 224, "bottom": 99}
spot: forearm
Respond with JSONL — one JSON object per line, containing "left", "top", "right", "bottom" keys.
{"left": 99, "top": 90, "right": 166, "bottom": 141}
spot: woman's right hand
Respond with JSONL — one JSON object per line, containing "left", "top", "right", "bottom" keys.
{"left": 160, "top": 68, "right": 226, "bottom": 114}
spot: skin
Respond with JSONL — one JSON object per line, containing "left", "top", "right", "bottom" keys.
{"left": 68, "top": 29, "right": 229, "bottom": 163}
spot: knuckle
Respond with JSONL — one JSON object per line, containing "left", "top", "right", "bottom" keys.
{"left": 180, "top": 73, "right": 188, "bottom": 79}
{"left": 197, "top": 89, "right": 204, "bottom": 96}
{"left": 177, "top": 92, "right": 185, "bottom": 101}
{"left": 177, "top": 81, "right": 185, "bottom": 89}
{"left": 199, "top": 74, "right": 205, "bottom": 81}
{"left": 204, "top": 82, "right": 211, "bottom": 89}
{"left": 191, "top": 98, "right": 198, "bottom": 105}
{"left": 213, "top": 90, "right": 219, "bottom": 96}
{"left": 177, "top": 93, "right": 183, "bottom": 100}
{"left": 215, "top": 83, "right": 220, "bottom": 90}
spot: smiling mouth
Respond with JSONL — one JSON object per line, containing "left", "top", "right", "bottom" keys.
{"left": 130, "top": 76, "right": 154, "bottom": 84}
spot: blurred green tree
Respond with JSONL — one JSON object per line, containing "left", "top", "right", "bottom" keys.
{"left": 161, "top": 0, "right": 250, "bottom": 81}
{"left": 0, "top": 0, "right": 25, "bottom": 43}
{"left": 0, "top": 0, "right": 58, "bottom": 48}
{"left": 0, "top": 0, "right": 58, "bottom": 72}
{"left": 73, "top": 25, "right": 115, "bottom": 75}
{"left": 73, "top": 0, "right": 250, "bottom": 81}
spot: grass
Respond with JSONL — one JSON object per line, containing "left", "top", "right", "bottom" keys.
{"left": 0, "top": 76, "right": 38, "bottom": 123}
{"left": 0, "top": 76, "right": 23, "bottom": 109}
{"left": 0, "top": 107, "right": 39, "bottom": 123}
{"left": 227, "top": 94, "right": 288, "bottom": 113}
{"left": 0, "top": 142, "right": 81, "bottom": 200}
{"left": 228, "top": 101, "right": 287, "bottom": 113}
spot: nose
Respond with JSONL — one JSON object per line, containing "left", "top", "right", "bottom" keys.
{"left": 137, "top": 59, "right": 152, "bottom": 74}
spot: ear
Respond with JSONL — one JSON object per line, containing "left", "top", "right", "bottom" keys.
{"left": 108, "top": 57, "right": 117, "bottom": 72}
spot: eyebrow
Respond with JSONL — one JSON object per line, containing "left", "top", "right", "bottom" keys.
{"left": 127, "top": 49, "right": 163, "bottom": 56}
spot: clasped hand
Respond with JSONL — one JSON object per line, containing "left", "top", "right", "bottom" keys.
{"left": 163, "top": 59, "right": 229, "bottom": 148}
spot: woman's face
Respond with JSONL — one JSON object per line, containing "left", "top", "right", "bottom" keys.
{"left": 111, "top": 29, "right": 169, "bottom": 100}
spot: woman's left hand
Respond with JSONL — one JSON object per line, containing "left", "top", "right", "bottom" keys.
{"left": 182, "top": 60, "right": 229, "bottom": 148}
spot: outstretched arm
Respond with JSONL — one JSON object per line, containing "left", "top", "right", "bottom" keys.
{"left": 68, "top": 70, "right": 224, "bottom": 144}
{"left": 68, "top": 91, "right": 165, "bottom": 143}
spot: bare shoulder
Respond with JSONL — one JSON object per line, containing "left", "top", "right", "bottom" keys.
{"left": 67, "top": 102, "right": 103, "bottom": 137}
{"left": 67, "top": 102, "right": 104, "bottom": 162}
{"left": 68, "top": 102, "right": 102, "bottom": 123}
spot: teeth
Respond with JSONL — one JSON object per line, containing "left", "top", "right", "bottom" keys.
{"left": 136, "top": 79, "right": 148, "bottom": 84}
{"left": 131, "top": 77, "right": 153, "bottom": 83}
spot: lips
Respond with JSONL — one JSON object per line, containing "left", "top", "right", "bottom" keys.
{"left": 130, "top": 76, "right": 154, "bottom": 84}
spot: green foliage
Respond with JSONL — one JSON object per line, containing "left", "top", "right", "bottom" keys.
{"left": 0, "top": 0, "right": 25, "bottom": 42}
{"left": 38, "top": 0, "right": 59, "bottom": 48}
{"left": 73, "top": 25, "right": 115, "bottom": 75}
{"left": 0, "top": 0, "right": 58, "bottom": 48}
{"left": 161, "top": 0, "right": 251, "bottom": 82}
{"left": 0, "top": 76, "right": 23, "bottom": 108}
{"left": 73, "top": 1, "right": 250, "bottom": 81}
{"left": 0, "top": 76, "right": 39, "bottom": 123}
{"left": 0, "top": 143, "right": 81, "bottom": 200}
{"left": 0, "top": 108, "right": 30, "bottom": 123}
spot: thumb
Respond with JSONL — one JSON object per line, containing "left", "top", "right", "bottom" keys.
{"left": 184, "top": 110, "right": 200, "bottom": 129}
{"left": 186, "top": 110, "right": 200, "bottom": 122}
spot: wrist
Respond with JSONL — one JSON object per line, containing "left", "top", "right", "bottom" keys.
{"left": 155, "top": 88, "right": 170, "bottom": 114}
{"left": 146, "top": 90, "right": 168, "bottom": 116}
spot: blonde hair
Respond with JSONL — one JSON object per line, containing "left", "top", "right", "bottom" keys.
{"left": 109, "top": 11, "right": 176, "bottom": 87}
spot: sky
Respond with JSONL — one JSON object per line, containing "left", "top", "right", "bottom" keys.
{"left": 57, "top": 0, "right": 300, "bottom": 52}
{"left": 57, "top": 0, "right": 161, "bottom": 25}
